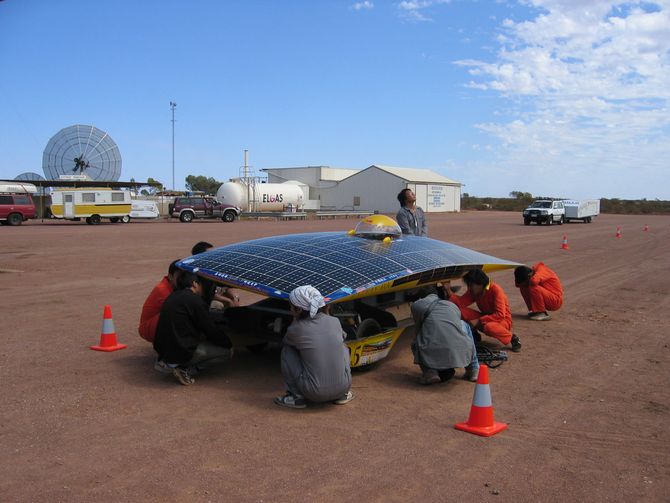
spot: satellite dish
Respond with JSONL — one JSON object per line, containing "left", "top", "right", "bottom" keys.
{"left": 15, "top": 172, "right": 46, "bottom": 181}
{"left": 42, "top": 125, "right": 122, "bottom": 181}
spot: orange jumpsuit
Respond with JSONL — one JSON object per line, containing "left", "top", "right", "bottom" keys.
{"left": 516, "top": 262, "right": 563, "bottom": 313}
{"left": 449, "top": 281, "right": 513, "bottom": 345}
{"left": 138, "top": 276, "right": 174, "bottom": 343}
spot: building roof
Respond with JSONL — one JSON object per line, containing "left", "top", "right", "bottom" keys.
{"left": 261, "top": 166, "right": 359, "bottom": 182}
{"left": 368, "top": 165, "right": 460, "bottom": 185}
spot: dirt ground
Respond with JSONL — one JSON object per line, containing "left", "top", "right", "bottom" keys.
{"left": 1, "top": 211, "right": 668, "bottom": 502}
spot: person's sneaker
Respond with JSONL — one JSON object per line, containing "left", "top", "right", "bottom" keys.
{"left": 153, "top": 358, "right": 172, "bottom": 374}
{"left": 273, "top": 392, "right": 307, "bottom": 409}
{"left": 463, "top": 366, "right": 479, "bottom": 382}
{"left": 333, "top": 390, "right": 354, "bottom": 405}
{"left": 172, "top": 367, "right": 195, "bottom": 386}
{"left": 511, "top": 334, "right": 522, "bottom": 352}
{"left": 419, "top": 369, "right": 442, "bottom": 385}
{"left": 529, "top": 311, "right": 551, "bottom": 321}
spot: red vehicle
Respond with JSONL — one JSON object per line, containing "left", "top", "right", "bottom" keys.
{"left": 0, "top": 184, "right": 37, "bottom": 226}
{"left": 170, "top": 196, "right": 241, "bottom": 223}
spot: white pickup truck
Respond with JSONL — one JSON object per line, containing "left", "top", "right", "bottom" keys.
{"left": 522, "top": 200, "right": 565, "bottom": 225}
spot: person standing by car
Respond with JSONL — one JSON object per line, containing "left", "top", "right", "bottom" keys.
{"left": 396, "top": 188, "right": 427, "bottom": 236}
{"left": 274, "top": 286, "right": 353, "bottom": 409}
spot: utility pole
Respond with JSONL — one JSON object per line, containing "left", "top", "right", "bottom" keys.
{"left": 170, "top": 101, "right": 177, "bottom": 190}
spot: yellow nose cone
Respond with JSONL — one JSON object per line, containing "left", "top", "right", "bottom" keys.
{"left": 383, "top": 236, "right": 392, "bottom": 244}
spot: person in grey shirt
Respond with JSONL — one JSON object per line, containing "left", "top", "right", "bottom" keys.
{"left": 410, "top": 292, "right": 479, "bottom": 385}
{"left": 274, "top": 286, "right": 354, "bottom": 409}
{"left": 396, "top": 188, "right": 428, "bottom": 236}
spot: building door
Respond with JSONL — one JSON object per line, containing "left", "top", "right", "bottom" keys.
{"left": 63, "top": 193, "right": 75, "bottom": 218}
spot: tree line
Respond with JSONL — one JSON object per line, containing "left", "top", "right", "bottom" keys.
{"left": 461, "top": 192, "right": 670, "bottom": 214}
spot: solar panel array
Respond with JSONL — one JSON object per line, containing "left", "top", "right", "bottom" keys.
{"left": 178, "top": 232, "right": 518, "bottom": 302}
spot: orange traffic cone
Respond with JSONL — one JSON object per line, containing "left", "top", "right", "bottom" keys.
{"left": 561, "top": 235, "right": 569, "bottom": 250}
{"left": 615, "top": 226, "right": 622, "bottom": 238}
{"left": 90, "top": 305, "right": 127, "bottom": 352}
{"left": 455, "top": 365, "right": 507, "bottom": 437}
{"left": 643, "top": 224, "right": 649, "bottom": 232}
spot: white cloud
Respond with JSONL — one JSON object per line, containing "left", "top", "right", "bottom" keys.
{"left": 454, "top": 0, "right": 670, "bottom": 198}
{"left": 352, "top": 1, "right": 374, "bottom": 11}
{"left": 397, "top": 0, "right": 451, "bottom": 22}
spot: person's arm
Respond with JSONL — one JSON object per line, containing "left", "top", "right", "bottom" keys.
{"left": 190, "top": 294, "right": 232, "bottom": 348}
{"left": 396, "top": 208, "right": 412, "bottom": 235}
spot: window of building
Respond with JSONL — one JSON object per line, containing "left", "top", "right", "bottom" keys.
{"left": 353, "top": 196, "right": 361, "bottom": 206}
{"left": 82, "top": 193, "right": 96, "bottom": 203}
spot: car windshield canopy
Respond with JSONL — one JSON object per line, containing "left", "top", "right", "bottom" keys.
{"left": 530, "top": 201, "right": 552, "bottom": 208}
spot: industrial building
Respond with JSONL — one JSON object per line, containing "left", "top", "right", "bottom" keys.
{"left": 261, "top": 164, "right": 462, "bottom": 213}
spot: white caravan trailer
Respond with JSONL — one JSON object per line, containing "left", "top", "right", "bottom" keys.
{"left": 50, "top": 188, "right": 132, "bottom": 224}
{"left": 130, "top": 200, "right": 160, "bottom": 219}
{"left": 562, "top": 199, "right": 600, "bottom": 223}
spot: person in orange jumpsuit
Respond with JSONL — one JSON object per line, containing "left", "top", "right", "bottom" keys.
{"left": 514, "top": 263, "right": 563, "bottom": 321}
{"left": 444, "top": 269, "right": 521, "bottom": 352}
{"left": 138, "top": 259, "right": 180, "bottom": 343}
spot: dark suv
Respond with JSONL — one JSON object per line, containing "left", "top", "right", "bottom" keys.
{"left": 170, "top": 196, "right": 241, "bottom": 223}
{"left": 0, "top": 193, "right": 37, "bottom": 226}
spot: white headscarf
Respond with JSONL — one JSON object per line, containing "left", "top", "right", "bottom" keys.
{"left": 289, "top": 285, "right": 325, "bottom": 318}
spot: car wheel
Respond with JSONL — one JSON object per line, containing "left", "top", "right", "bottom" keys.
{"left": 222, "top": 210, "right": 236, "bottom": 223}
{"left": 356, "top": 318, "right": 382, "bottom": 339}
{"left": 586, "top": 217, "right": 592, "bottom": 223}
{"left": 89, "top": 214, "right": 101, "bottom": 225}
{"left": 546, "top": 215, "right": 553, "bottom": 225}
{"left": 121, "top": 215, "right": 131, "bottom": 223}
{"left": 109, "top": 217, "right": 119, "bottom": 223}
{"left": 558, "top": 215, "right": 564, "bottom": 225}
{"left": 180, "top": 212, "right": 194, "bottom": 223}
{"left": 85, "top": 217, "right": 92, "bottom": 224}
{"left": 524, "top": 218, "right": 531, "bottom": 226}
{"left": 7, "top": 213, "right": 23, "bottom": 226}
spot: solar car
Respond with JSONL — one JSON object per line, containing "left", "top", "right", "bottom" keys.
{"left": 177, "top": 215, "right": 520, "bottom": 368}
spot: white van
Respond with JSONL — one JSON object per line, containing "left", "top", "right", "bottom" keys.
{"left": 50, "top": 188, "right": 132, "bottom": 224}
{"left": 130, "top": 200, "right": 160, "bottom": 219}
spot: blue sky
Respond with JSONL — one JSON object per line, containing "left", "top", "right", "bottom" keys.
{"left": 1, "top": 0, "right": 668, "bottom": 198}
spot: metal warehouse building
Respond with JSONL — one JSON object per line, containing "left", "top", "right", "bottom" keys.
{"left": 262, "top": 164, "right": 461, "bottom": 213}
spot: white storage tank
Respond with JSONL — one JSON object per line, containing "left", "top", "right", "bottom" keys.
{"left": 216, "top": 181, "right": 304, "bottom": 212}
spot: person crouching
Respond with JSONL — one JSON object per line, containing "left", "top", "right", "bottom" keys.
{"left": 410, "top": 292, "right": 480, "bottom": 384}
{"left": 153, "top": 272, "right": 233, "bottom": 385}
{"left": 274, "top": 286, "right": 353, "bottom": 409}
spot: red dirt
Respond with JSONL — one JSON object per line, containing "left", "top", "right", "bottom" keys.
{"left": 1, "top": 212, "right": 668, "bottom": 502}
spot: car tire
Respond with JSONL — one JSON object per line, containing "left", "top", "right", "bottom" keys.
{"left": 558, "top": 215, "right": 564, "bottom": 225}
{"left": 356, "top": 318, "right": 382, "bottom": 339}
{"left": 7, "top": 213, "right": 23, "bottom": 226}
{"left": 524, "top": 218, "right": 530, "bottom": 225}
{"left": 89, "top": 214, "right": 101, "bottom": 225}
{"left": 222, "top": 210, "right": 236, "bottom": 223}
{"left": 546, "top": 215, "right": 553, "bottom": 225}
{"left": 180, "top": 211, "right": 194, "bottom": 223}
{"left": 121, "top": 215, "right": 131, "bottom": 223}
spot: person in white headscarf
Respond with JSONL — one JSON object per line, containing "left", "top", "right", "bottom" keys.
{"left": 274, "top": 286, "right": 354, "bottom": 409}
